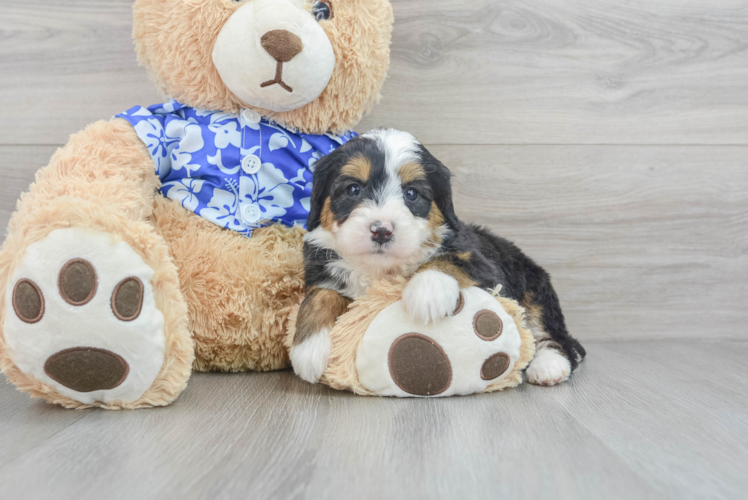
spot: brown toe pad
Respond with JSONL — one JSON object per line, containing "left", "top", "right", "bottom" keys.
{"left": 473, "top": 309, "right": 503, "bottom": 341}
{"left": 481, "top": 352, "right": 511, "bottom": 380}
{"left": 111, "top": 277, "right": 144, "bottom": 321}
{"left": 12, "top": 279, "right": 45, "bottom": 324}
{"left": 59, "top": 259, "right": 97, "bottom": 306}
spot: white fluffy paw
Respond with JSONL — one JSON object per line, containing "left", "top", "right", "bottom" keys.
{"left": 289, "top": 329, "right": 332, "bottom": 384}
{"left": 402, "top": 270, "right": 461, "bottom": 325}
{"left": 526, "top": 348, "right": 571, "bottom": 386}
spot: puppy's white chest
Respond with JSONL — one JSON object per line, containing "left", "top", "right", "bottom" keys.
{"left": 327, "top": 261, "right": 403, "bottom": 299}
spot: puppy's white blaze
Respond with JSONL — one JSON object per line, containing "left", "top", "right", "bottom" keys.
{"left": 402, "top": 270, "right": 461, "bottom": 325}
{"left": 526, "top": 348, "right": 571, "bottom": 386}
{"left": 290, "top": 328, "right": 332, "bottom": 383}
{"left": 363, "top": 128, "right": 420, "bottom": 178}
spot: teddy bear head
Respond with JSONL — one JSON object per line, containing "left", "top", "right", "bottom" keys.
{"left": 133, "top": 0, "right": 394, "bottom": 134}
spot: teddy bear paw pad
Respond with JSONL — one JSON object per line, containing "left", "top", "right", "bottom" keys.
{"left": 356, "top": 287, "right": 523, "bottom": 397}
{"left": 4, "top": 228, "right": 165, "bottom": 405}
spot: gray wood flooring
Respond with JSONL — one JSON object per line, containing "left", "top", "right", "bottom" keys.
{"left": 1, "top": 0, "right": 747, "bottom": 498}
{"left": 1, "top": 340, "right": 747, "bottom": 500}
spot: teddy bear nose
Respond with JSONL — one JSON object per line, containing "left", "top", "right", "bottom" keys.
{"left": 261, "top": 29, "right": 303, "bottom": 63}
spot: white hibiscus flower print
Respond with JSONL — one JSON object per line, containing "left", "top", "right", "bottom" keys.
{"left": 162, "top": 178, "right": 205, "bottom": 211}
{"left": 165, "top": 119, "right": 205, "bottom": 175}
{"left": 199, "top": 186, "right": 247, "bottom": 232}
{"left": 161, "top": 100, "right": 180, "bottom": 113}
{"left": 308, "top": 150, "right": 324, "bottom": 171}
{"left": 300, "top": 197, "right": 311, "bottom": 213}
{"left": 239, "top": 162, "right": 295, "bottom": 221}
{"left": 208, "top": 112, "right": 241, "bottom": 150}
{"left": 132, "top": 118, "right": 180, "bottom": 178}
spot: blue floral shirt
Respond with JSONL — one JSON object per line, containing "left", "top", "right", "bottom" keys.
{"left": 116, "top": 100, "right": 355, "bottom": 236}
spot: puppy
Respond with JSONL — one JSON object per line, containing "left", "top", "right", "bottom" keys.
{"left": 291, "top": 129, "right": 586, "bottom": 386}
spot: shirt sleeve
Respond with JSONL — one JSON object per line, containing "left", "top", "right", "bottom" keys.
{"left": 114, "top": 105, "right": 173, "bottom": 180}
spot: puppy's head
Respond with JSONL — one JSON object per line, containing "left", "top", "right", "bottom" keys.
{"left": 306, "top": 129, "right": 459, "bottom": 269}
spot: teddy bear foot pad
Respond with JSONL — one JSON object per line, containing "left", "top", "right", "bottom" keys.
{"left": 4, "top": 228, "right": 166, "bottom": 405}
{"left": 356, "top": 287, "right": 524, "bottom": 397}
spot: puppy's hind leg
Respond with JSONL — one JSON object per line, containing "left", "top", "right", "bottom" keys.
{"left": 523, "top": 276, "right": 586, "bottom": 386}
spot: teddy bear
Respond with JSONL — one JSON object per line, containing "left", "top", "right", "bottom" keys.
{"left": 0, "top": 0, "right": 536, "bottom": 408}
{"left": 0, "top": 0, "right": 394, "bottom": 409}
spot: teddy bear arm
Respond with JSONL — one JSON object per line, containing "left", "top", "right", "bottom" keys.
{"left": 0, "top": 118, "right": 194, "bottom": 409}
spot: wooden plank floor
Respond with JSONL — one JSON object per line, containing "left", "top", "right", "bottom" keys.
{"left": 1, "top": 340, "right": 747, "bottom": 500}
{"left": 1, "top": 0, "right": 747, "bottom": 498}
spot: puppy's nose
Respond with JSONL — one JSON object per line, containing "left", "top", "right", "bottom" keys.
{"left": 370, "top": 223, "right": 393, "bottom": 245}
{"left": 261, "top": 30, "right": 303, "bottom": 63}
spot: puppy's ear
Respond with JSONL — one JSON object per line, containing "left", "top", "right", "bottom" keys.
{"left": 307, "top": 150, "right": 343, "bottom": 231}
{"left": 419, "top": 146, "right": 460, "bottom": 230}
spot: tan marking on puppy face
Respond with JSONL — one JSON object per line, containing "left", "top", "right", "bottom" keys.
{"left": 399, "top": 162, "right": 426, "bottom": 184}
{"left": 423, "top": 202, "right": 446, "bottom": 248}
{"left": 341, "top": 156, "right": 372, "bottom": 182}
{"left": 456, "top": 252, "right": 472, "bottom": 261}
{"left": 428, "top": 202, "right": 444, "bottom": 230}
{"left": 320, "top": 197, "right": 335, "bottom": 230}
{"left": 294, "top": 288, "right": 351, "bottom": 345}
{"left": 418, "top": 258, "right": 476, "bottom": 289}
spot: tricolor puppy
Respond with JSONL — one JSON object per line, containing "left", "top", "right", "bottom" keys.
{"left": 291, "top": 129, "right": 586, "bottom": 386}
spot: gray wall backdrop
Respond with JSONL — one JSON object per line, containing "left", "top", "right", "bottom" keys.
{"left": 1, "top": 0, "right": 746, "bottom": 341}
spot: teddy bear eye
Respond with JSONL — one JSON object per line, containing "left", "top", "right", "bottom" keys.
{"left": 312, "top": 0, "right": 333, "bottom": 21}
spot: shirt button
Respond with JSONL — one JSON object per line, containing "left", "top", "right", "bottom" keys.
{"left": 241, "top": 108, "right": 261, "bottom": 125}
{"left": 242, "top": 204, "right": 261, "bottom": 224}
{"left": 242, "top": 155, "right": 261, "bottom": 175}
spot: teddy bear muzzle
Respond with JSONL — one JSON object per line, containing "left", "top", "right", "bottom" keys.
{"left": 260, "top": 29, "right": 303, "bottom": 93}
{"left": 212, "top": 0, "right": 335, "bottom": 112}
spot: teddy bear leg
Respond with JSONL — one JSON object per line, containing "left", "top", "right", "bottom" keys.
{"left": 150, "top": 196, "right": 306, "bottom": 373}
{"left": 306, "top": 282, "right": 535, "bottom": 397}
{"left": 353, "top": 287, "right": 534, "bottom": 396}
{"left": 0, "top": 119, "right": 194, "bottom": 409}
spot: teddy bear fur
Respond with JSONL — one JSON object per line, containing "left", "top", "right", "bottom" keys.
{"left": 286, "top": 279, "right": 536, "bottom": 396}
{"left": 0, "top": 120, "right": 194, "bottom": 409}
{"left": 134, "top": 0, "right": 393, "bottom": 134}
{"left": 0, "top": 0, "right": 393, "bottom": 408}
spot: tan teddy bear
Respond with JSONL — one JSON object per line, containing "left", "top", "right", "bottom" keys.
{"left": 1, "top": 0, "right": 536, "bottom": 408}
{"left": 0, "top": 0, "right": 394, "bottom": 409}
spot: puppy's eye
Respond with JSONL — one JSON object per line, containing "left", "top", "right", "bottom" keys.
{"left": 312, "top": 0, "right": 333, "bottom": 21}
{"left": 347, "top": 183, "right": 361, "bottom": 197}
{"left": 404, "top": 187, "right": 419, "bottom": 201}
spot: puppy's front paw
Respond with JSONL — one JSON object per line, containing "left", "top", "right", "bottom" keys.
{"left": 289, "top": 329, "right": 332, "bottom": 384}
{"left": 402, "top": 270, "right": 461, "bottom": 325}
{"left": 526, "top": 348, "right": 571, "bottom": 386}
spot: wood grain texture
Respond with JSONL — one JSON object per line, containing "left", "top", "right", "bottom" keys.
{"left": 360, "top": 0, "right": 748, "bottom": 144}
{"left": 0, "top": 340, "right": 746, "bottom": 500}
{"left": 1, "top": 0, "right": 747, "bottom": 145}
{"left": 430, "top": 144, "right": 748, "bottom": 340}
{"left": 3, "top": 144, "right": 745, "bottom": 341}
